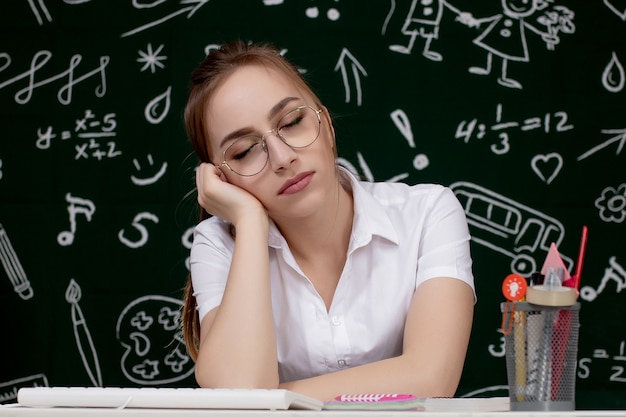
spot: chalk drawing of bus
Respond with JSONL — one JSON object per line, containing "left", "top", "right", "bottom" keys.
{"left": 450, "top": 181, "right": 573, "bottom": 277}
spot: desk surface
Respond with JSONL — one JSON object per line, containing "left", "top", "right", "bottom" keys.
{"left": 1, "top": 405, "right": 626, "bottom": 417}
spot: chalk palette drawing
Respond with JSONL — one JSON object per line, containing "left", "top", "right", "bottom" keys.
{"left": 455, "top": 103, "right": 573, "bottom": 155}
{"left": 27, "top": 0, "right": 52, "bottom": 25}
{"left": 66, "top": 279, "right": 103, "bottom": 387}
{"left": 145, "top": 86, "right": 171, "bottom": 124}
{"left": 604, "top": 0, "right": 626, "bottom": 21}
{"left": 460, "top": 1, "right": 574, "bottom": 89}
{"left": 577, "top": 128, "right": 626, "bottom": 162}
{"left": 116, "top": 295, "right": 194, "bottom": 385}
{"left": 137, "top": 43, "right": 167, "bottom": 74}
{"left": 450, "top": 181, "right": 573, "bottom": 277}
{"left": 0, "top": 223, "right": 33, "bottom": 300}
{"left": 334, "top": 48, "right": 367, "bottom": 106}
{"left": 131, "top": 154, "right": 168, "bottom": 186}
{"left": 121, "top": 0, "right": 209, "bottom": 38}
{"left": 580, "top": 256, "right": 626, "bottom": 302}
{"left": 0, "top": 374, "right": 48, "bottom": 404}
{"left": 118, "top": 212, "right": 159, "bottom": 249}
{"left": 57, "top": 193, "right": 96, "bottom": 246}
{"left": 387, "top": 0, "right": 475, "bottom": 60}
{"left": 0, "top": 51, "right": 109, "bottom": 105}
{"left": 595, "top": 183, "right": 626, "bottom": 224}
{"left": 530, "top": 152, "right": 563, "bottom": 185}
{"left": 603, "top": 52, "right": 625, "bottom": 93}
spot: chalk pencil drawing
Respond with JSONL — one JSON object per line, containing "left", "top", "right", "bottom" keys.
{"left": 450, "top": 181, "right": 573, "bottom": 277}
{"left": 57, "top": 193, "right": 96, "bottom": 246}
{"left": 118, "top": 212, "right": 159, "bottom": 249}
{"left": 131, "top": 154, "right": 168, "bottom": 186}
{"left": 117, "top": 295, "right": 194, "bottom": 385}
{"left": 580, "top": 256, "right": 626, "bottom": 302}
{"left": 0, "top": 223, "right": 33, "bottom": 300}
{"left": 121, "top": 0, "right": 209, "bottom": 38}
{"left": 334, "top": 48, "right": 367, "bottom": 106}
{"left": 137, "top": 43, "right": 167, "bottom": 74}
{"left": 66, "top": 279, "right": 103, "bottom": 387}
{"left": 459, "top": 1, "right": 574, "bottom": 89}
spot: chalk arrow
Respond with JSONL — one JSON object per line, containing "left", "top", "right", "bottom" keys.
{"left": 121, "top": 0, "right": 209, "bottom": 38}
{"left": 334, "top": 48, "right": 368, "bottom": 106}
{"left": 604, "top": 0, "right": 626, "bottom": 20}
{"left": 577, "top": 128, "right": 626, "bottom": 161}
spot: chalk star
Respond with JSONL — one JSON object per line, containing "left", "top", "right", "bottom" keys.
{"left": 137, "top": 43, "right": 167, "bottom": 73}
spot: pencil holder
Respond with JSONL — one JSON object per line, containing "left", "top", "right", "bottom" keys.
{"left": 501, "top": 301, "right": 580, "bottom": 411}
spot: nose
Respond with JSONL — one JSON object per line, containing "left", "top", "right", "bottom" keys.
{"left": 264, "top": 131, "right": 297, "bottom": 172}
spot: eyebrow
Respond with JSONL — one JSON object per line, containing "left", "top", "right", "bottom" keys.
{"left": 218, "top": 96, "right": 300, "bottom": 149}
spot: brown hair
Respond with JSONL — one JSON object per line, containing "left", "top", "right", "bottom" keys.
{"left": 181, "top": 40, "right": 324, "bottom": 361}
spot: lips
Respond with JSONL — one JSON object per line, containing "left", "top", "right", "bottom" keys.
{"left": 278, "top": 171, "right": 314, "bottom": 195}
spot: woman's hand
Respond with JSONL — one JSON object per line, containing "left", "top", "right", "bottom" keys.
{"left": 195, "top": 162, "right": 267, "bottom": 226}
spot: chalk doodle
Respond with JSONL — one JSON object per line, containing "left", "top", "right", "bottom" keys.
{"left": 460, "top": 1, "right": 574, "bottom": 89}
{"left": 580, "top": 256, "right": 626, "bottom": 302}
{"left": 66, "top": 279, "right": 103, "bottom": 387}
{"left": 131, "top": 154, "right": 168, "bottom": 186}
{"left": 577, "top": 128, "right": 626, "bottom": 162}
{"left": 604, "top": 0, "right": 626, "bottom": 21}
{"left": 602, "top": 52, "right": 625, "bottom": 93}
{"left": 387, "top": 0, "right": 475, "bottom": 60}
{"left": 182, "top": 226, "right": 194, "bottom": 270}
{"left": 455, "top": 103, "right": 574, "bottom": 155}
{"left": 579, "top": 340, "right": 626, "bottom": 383}
{"left": 0, "top": 374, "right": 48, "bottom": 405}
{"left": 450, "top": 181, "right": 573, "bottom": 277}
{"left": 145, "top": 86, "right": 171, "bottom": 124}
{"left": 36, "top": 110, "right": 120, "bottom": 161}
{"left": 530, "top": 152, "right": 563, "bottom": 185}
{"left": 121, "top": 0, "right": 209, "bottom": 38}
{"left": 0, "top": 223, "right": 33, "bottom": 300}
{"left": 0, "top": 51, "right": 109, "bottom": 105}
{"left": 391, "top": 109, "right": 430, "bottom": 172}
{"left": 57, "top": 193, "right": 96, "bottom": 246}
{"left": 118, "top": 212, "right": 160, "bottom": 249}
{"left": 334, "top": 48, "right": 367, "bottom": 106}
{"left": 116, "top": 295, "right": 194, "bottom": 385}
{"left": 137, "top": 43, "right": 167, "bottom": 74}
{"left": 27, "top": 0, "right": 52, "bottom": 25}
{"left": 595, "top": 184, "right": 626, "bottom": 224}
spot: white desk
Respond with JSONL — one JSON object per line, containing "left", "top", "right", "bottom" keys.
{"left": 1, "top": 406, "right": 626, "bottom": 417}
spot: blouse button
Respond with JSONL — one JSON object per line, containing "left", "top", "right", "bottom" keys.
{"left": 331, "top": 315, "right": 342, "bottom": 326}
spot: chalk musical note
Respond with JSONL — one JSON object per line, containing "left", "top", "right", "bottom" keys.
{"left": 57, "top": 193, "right": 96, "bottom": 246}
{"left": 65, "top": 279, "right": 103, "bottom": 387}
{"left": 0, "top": 224, "right": 34, "bottom": 300}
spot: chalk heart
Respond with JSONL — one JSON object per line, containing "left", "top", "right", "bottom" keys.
{"left": 531, "top": 153, "right": 563, "bottom": 185}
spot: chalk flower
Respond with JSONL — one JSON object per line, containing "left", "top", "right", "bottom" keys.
{"left": 595, "top": 183, "right": 626, "bottom": 223}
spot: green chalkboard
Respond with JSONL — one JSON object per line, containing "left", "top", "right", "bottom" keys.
{"left": 1, "top": 0, "right": 625, "bottom": 409}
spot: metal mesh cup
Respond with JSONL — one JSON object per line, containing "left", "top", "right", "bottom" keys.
{"left": 501, "top": 301, "right": 580, "bottom": 411}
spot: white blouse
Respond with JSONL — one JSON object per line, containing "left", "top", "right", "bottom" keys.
{"left": 190, "top": 169, "right": 475, "bottom": 383}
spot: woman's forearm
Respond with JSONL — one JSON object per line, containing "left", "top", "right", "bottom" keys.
{"left": 195, "top": 213, "right": 279, "bottom": 388}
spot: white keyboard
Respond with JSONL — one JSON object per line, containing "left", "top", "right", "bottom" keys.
{"left": 17, "top": 387, "right": 323, "bottom": 410}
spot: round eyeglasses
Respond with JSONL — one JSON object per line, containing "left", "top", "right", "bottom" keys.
{"left": 217, "top": 106, "right": 322, "bottom": 176}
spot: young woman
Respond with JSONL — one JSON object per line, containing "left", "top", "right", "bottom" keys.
{"left": 181, "top": 40, "right": 475, "bottom": 401}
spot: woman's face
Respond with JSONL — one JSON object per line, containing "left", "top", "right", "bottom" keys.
{"left": 205, "top": 64, "right": 337, "bottom": 220}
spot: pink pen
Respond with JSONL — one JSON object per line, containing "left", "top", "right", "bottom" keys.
{"left": 564, "top": 225, "right": 588, "bottom": 292}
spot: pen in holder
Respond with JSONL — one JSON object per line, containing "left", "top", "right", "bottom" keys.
{"left": 501, "top": 301, "right": 580, "bottom": 411}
